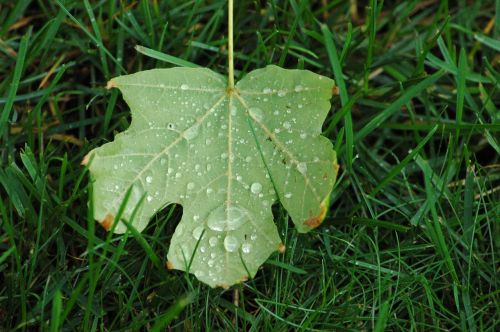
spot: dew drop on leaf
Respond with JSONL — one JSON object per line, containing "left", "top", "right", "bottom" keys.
{"left": 242, "top": 243, "right": 252, "bottom": 254}
{"left": 297, "top": 162, "right": 307, "bottom": 175}
{"left": 192, "top": 226, "right": 204, "bottom": 240}
{"left": 250, "top": 182, "right": 262, "bottom": 194}
{"left": 209, "top": 236, "right": 218, "bottom": 247}
{"left": 224, "top": 235, "right": 239, "bottom": 252}
{"left": 180, "top": 84, "right": 189, "bottom": 90}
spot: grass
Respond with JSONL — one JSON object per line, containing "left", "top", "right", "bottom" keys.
{"left": 1, "top": 0, "right": 499, "bottom": 330}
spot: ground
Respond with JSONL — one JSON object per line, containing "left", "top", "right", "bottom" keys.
{"left": 0, "top": 0, "right": 499, "bottom": 331}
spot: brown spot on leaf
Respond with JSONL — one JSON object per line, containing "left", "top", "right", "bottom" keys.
{"left": 166, "top": 261, "right": 174, "bottom": 270}
{"left": 278, "top": 243, "right": 286, "bottom": 253}
{"left": 332, "top": 85, "right": 339, "bottom": 95}
{"left": 304, "top": 199, "right": 328, "bottom": 229}
{"left": 106, "top": 80, "right": 117, "bottom": 89}
{"left": 240, "top": 275, "right": 249, "bottom": 282}
{"left": 99, "top": 213, "right": 114, "bottom": 231}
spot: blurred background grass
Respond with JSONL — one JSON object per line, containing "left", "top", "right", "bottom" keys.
{"left": 0, "top": 0, "right": 499, "bottom": 330}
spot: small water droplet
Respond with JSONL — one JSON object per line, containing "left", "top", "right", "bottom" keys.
{"left": 208, "top": 259, "right": 215, "bottom": 267}
{"left": 283, "top": 121, "right": 291, "bottom": 129}
{"left": 187, "top": 182, "right": 195, "bottom": 190}
{"left": 277, "top": 90, "right": 286, "bottom": 97}
{"left": 224, "top": 235, "right": 239, "bottom": 252}
{"left": 295, "top": 85, "right": 304, "bottom": 92}
{"left": 242, "top": 243, "right": 252, "bottom": 254}
{"left": 284, "top": 192, "right": 292, "bottom": 199}
{"left": 250, "top": 233, "right": 257, "bottom": 241}
{"left": 297, "top": 162, "right": 307, "bottom": 174}
{"left": 146, "top": 176, "right": 153, "bottom": 183}
{"left": 175, "top": 172, "right": 182, "bottom": 178}
{"left": 300, "top": 133, "right": 307, "bottom": 139}
{"left": 147, "top": 195, "right": 153, "bottom": 202}
{"left": 180, "top": 83, "right": 189, "bottom": 90}
{"left": 262, "top": 87, "right": 272, "bottom": 93}
{"left": 192, "top": 226, "right": 204, "bottom": 240}
{"left": 249, "top": 107, "right": 263, "bottom": 122}
{"left": 167, "top": 123, "right": 175, "bottom": 130}
{"left": 184, "top": 124, "right": 199, "bottom": 140}
{"left": 209, "top": 236, "right": 218, "bottom": 247}
{"left": 250, "top": 182, "right": 262, "bottom": 194}
{"left": 160, "top": 158, "right": 167, "bottom": 165}
{"left": 200, "top": 246, "right": 206, "bottom": 253}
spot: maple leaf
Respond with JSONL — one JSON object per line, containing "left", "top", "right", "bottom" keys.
{"left": 84, "top": 65, "right": 338, "bottom": 287}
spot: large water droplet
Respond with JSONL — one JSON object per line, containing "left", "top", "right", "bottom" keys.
{"left": 180, "top": 83, "right": 189, "bottom": 90}
{"left": 224, "top": 235, "right": 239, "bottom": 252}
{"left": 262, "top": 87, "right": 272, "bottom": 93}
{"left": 297, "top": 162, "right": 307, "bottom": 175}
{"left": 206, "top": 206, "right": 249, "bottom": 231}
{"left": 250, "top": 182, "right": 262, "bottom": 194}
{"left": 294, "top": 85, "right": 304, "bottom": 92}
{"left": 192, "top": 226, "right": 204, "bottom": 240}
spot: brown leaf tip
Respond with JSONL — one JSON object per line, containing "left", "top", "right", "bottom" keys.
{"left": 217, "top": 283, "right": 230, "bottom": 289}
{"left": 106, "top": 80, "right": 117, "bottom": 90}
{"left": 240, "top": 275, "right": 249, "bottom": 282}
{"left": 332, "top": 85, "right": 340, "bottom": 96}
{"left": 278, "top": 243, "right": 286, "bottom": 254}
{"left": 81, "top": 153, "right": 91, "bottom": 166}
{"left": 166, "top": 261, "right": 174, "bottom": 270}
{"left": 304, "top": 200, "right": 328, "bottom": 229}
{"left": 99, "top": 213, "right": 114, "bottom": 231}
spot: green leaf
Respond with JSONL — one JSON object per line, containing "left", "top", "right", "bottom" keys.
{"left": 85, "top": 65, "right": 337, "bottom": 288}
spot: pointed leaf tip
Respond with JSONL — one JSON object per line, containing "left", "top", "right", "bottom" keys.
{"left": 99, "top": 213, "right": 114, "bottom": 231}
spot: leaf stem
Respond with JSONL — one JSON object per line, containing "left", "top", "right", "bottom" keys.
{"left": 227, "top": 0, "right": 234, "bottom": 89}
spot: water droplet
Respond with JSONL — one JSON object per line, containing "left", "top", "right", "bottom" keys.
{"left": 180, "top": 83, "right": 189, "bottom": 90}
{"left": 147, "top": 195, "right": 153, "bottom": 202}
{"left": 208, "top": 259, "right": 215, "bottom": 267}
{"left": 242, "top": 243, "right": 252, "bottom": 254}
{"left": 200, "top": 246, "right": 206, "bottom": 253}
{"left": 249, "top": 107, "right": 263, "bottom": 121}
{"left": 192, "top": 226, "right": 204, "bottom": 240}
{"left": 250, "top": 182, "right": 262, "bottom": 194}
{"left": 206, "top": 206, "right": 249, "bottom": 231}
{"left": 283, "top": 121, "right": 291, "bottom": 129}
{"left": 167, "top": 123, "right": 175, "bottom": 130}
{"left": 194, "top": 270, "right": 204, "bottom": 278}
{"left": 284, "top": 192, "right": 292, "bottom": 199}
{"left": 262, "top": 87, "right": 272, "bottom": 93}
{"left": 175, "top": 172, "right": 182, "bottom": 178}
{"left": 160, "top": 158, "right": 167, "bottom": 165}
{"left": 295, "top": 85, "right": 304, "bottom": 92}
{"left": 277, "top": 90, "right": 286, "bottom": 97}
{"left": 193, "top": 215, "right": 200, "bottom": 221}
{"left": 297, "top": 162, "right": 307, "bottom": 174}
{"left": 209, "top": 236, "right": 218, "bottom": 247}
{"left": 224, "top": 235, "right": 239, "bottom": 252}
{"left": 187, "top": 182, "right": 195, "bottom": 190}
{"left": 250, "top": 233, "right": 257, "bottom": 241}
{"left": 300, "top": 133, "right": 307, "bottom": 139}
{"left": 146, "top": 176, "right": 153, "bottom": 183}
{"left": 184, "top": 124, "right": 199, "bottom": 140}
{"left": 221, "top": 152, "right": 228, "bottom": 159}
